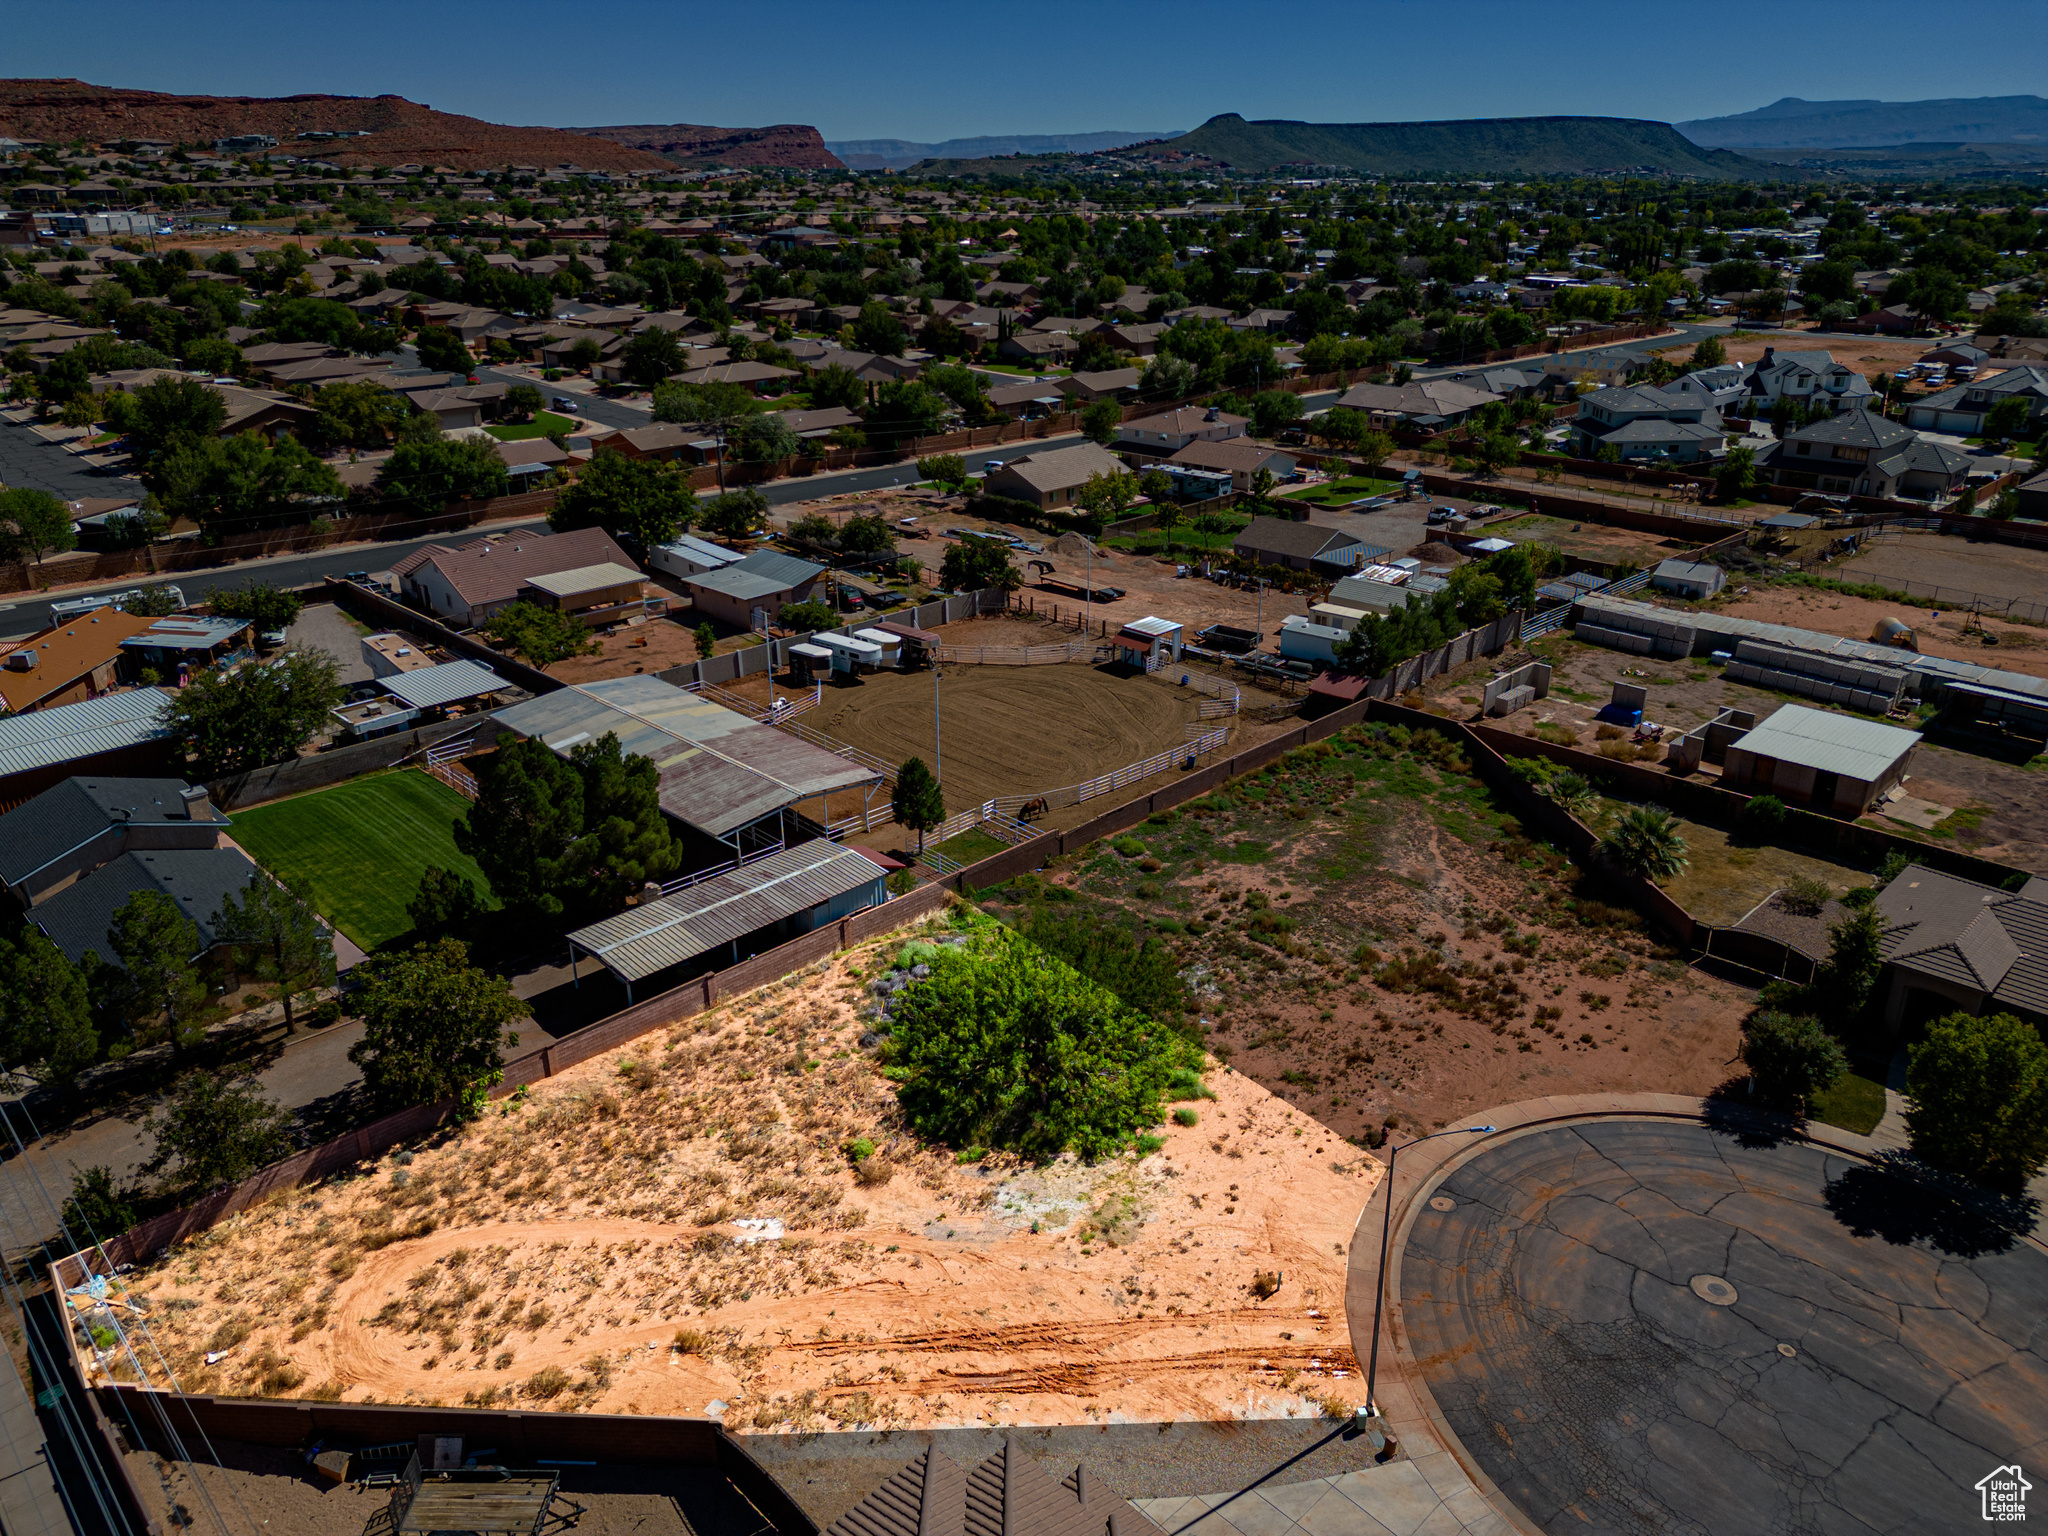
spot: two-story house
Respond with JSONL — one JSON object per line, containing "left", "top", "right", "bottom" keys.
{"left": 1760, "top": 409, "right": 1970, "bottom": 502}
{"left": 1741, "top": 348, "right": 1874, "bottom": 416}
{"left": 1112, "top": 405, "right": 1248, "bottom": 463}
{"left": 1570, "top": 384, "right": 1728, "bottom": 464}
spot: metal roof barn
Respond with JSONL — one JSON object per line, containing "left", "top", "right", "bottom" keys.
{"left": 490, "top": 676, "right": 877, "bottom": 845}
{"left": 0, "top": 689, "right": 170, "bottom": 778}
{"left": 566, "top": 841, "right": 887, "bottom": 987}
{"left": 1728, "top": 704, "right": 1920, "bottom": 780}
{"left": 378, "top": 658, "right": 508, "bottom": 711}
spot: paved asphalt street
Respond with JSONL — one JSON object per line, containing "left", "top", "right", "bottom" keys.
{"left": 1401, "top": 1119, "right": 2048, "bottom": 1535}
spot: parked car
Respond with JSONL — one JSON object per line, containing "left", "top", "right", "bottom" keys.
{"left": 551, "top": 396, "right": 577, "bottom": 412}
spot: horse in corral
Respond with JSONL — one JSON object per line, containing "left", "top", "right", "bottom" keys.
{"left": 1018, "top": 797, "right": 1050, "bottom": 821}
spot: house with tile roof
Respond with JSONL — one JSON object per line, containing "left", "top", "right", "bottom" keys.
{"left": 1874, "top": 863, "right": 2048, "bottom": 1033}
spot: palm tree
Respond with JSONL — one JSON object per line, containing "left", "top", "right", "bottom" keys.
{"left": 1596, "top": 807, "right": 1690, "bottom": 881}
{"left": 1544, "top": 770, "right": 1598, "bottom": 821}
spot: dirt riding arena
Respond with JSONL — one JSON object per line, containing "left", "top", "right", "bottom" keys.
{"left": 1832, "top": 531, "right": 2048, "bottom": 613}
{"left": 82, "top": 919, "right": 1374, "bottom": 1432}
{"left": 813, "top": 655, "right": 1205, "bottom": 813}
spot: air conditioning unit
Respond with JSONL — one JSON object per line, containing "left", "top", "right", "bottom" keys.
{"left": 5, "top": 650, "right": 37, "bottom": 672}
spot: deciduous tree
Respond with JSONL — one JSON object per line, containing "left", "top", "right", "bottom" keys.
{"left": 143, "top": 1072, "right": 294, "bottom": 1190}
{"left": 348, "top": 938, "right": 525, "bottom": 1117}
{"left": 161, "top": 648, "right": 343, "bottom": 775}
{"left": 1907, "top": 1010, "right": 2048, "bottom": 1190}
{"left": 0, "top": 930, "right": 98, "bottom": 1086}
{"left": 211, "top": 870, "right": 335, "bottom": 1032}
{"left": 484, "top": 600, "right": 592, "bottom": 665}
{"left": 104, "top": 889, "right": 207, "bottom": 1058}
{"left": 548, "top": 447, "right": 694, "bottom": 553}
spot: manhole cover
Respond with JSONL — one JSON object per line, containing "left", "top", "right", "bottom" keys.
{"left": 1777, "top": 1343, "right": 1798, "bottom": 1358}
{"left": 1428, "top": 1196, "right": 1456, "bottom": 1212}
{"left": 1690, "top": 1275, "right": 1739, "bottom": 1306}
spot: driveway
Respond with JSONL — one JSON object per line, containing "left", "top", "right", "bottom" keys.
{"left": 1399, "top": 1119, "right": 2048, "bottom": 1535}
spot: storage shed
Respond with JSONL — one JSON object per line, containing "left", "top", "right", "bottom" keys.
{"left": 1650, "top": 558, "right": 1727, "bottom": 600}
{"left": 1114, "top": 616, "right": 1183, "bottom": 668}
{"left": 1721, "top": 704, "right": 1921, "bottom": 815}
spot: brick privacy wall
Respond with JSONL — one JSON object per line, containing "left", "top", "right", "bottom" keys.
{"left": 1419, "top": 471, "right": 1744, "bottom": 542}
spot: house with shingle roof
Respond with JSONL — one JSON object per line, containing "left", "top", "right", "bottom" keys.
{"left": 1874, "top": 863, "right": 2048, "bottom": 1033}
{"left": 391, "top": 526, "right": 638, "bottom": 626}
{"left": 1759, "top": 409, "right": 1969, "bottom": 502}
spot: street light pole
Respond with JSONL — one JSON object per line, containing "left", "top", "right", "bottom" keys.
{"left": 1363, "top": 1124, "right": 1495, "bottom": 1421}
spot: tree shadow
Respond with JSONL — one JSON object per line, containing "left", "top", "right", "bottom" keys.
{"left": 1823, "top": 1149, "right": 2038, "bottom": 1258}
{"left": 1699, "top": 1089, "right": 1799, "bottom": 1149}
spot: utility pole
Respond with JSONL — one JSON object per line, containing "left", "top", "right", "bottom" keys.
{"left": 932, "top": 668, "right": 943, "bottom": 793}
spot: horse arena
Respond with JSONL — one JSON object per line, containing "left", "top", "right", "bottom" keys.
{"left": 814, "top": 660, "right": 1207, "bottom": 815}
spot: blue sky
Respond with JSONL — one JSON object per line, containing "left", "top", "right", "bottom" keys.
{"left": 10, "top": 0, "right": 2045, "bottom": 142}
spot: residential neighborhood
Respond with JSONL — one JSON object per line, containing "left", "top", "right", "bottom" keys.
{"left": 0, "top": 19, "right": 2045, "bottom": 1536}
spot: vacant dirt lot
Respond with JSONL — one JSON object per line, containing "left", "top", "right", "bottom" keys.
{"left": 93, "top": 913, "right": 1374, "bottom": 1430}
{"left": 1833, "top": 532, "right": 2048, "bottom": 612}
{"left": 973, "top": 722, "right": 1751, "bottom": 1145}
{"left": 815, "top": 658, "right": 1202, "bottom": 810}
{"left": 1483, "top": 512, "right": 1705, "bottom": 569}
{"left": 1653, "top": 335, "right": 1935, "bottom": 370}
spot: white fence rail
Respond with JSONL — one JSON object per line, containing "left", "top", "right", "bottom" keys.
{"left": 933, "top": 640, "right": 1105, "bottom": 665}
{"left": 1075, "top": 727, "right": 1230, "bottom": 802}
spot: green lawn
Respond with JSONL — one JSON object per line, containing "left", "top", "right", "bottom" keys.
{"left": 1809, "top": 1069, "right": 1888, "bottom": 1136}
{"left": 932, "top": 829, "right": 1008, "bottom": 864}
{"left": 230, "top": 771, "right": 493, "bottom": 950}
{"left": 1280, "top": 475, "right": 1401, "bottom": 506}
{"left": 1101, "top": 521, "right": 1247, "bottom": 557}
{"left": 486, "top": 411, "right": 576, "bottom": 442}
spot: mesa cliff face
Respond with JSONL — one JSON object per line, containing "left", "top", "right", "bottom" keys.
{"left": 0, "top": 78, "right": 673, "bottom": 171}
{"left": 571, "top": 122, "right": 844, "bottom": 169}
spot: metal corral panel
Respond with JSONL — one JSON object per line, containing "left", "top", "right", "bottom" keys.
{"left": 1729, "top": 704, "right": 1920, "bottom": 781}
{"left": 379, "top": 658, "right": 507, "bottom": 711}
{"left": 569, "top": 841, "right": 886, "bottom": 982}
{"left": 492, "top": 677, "right": 875, "bottom": 839}
{"left": 0, "top": 689, "right": 171, "bottom": 776}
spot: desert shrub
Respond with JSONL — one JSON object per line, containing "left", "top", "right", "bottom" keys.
{"left": 853, "top": 1155, "right": 894, "bottom": 1187}
{"left": 1778, "top": 876, "right": 1832, "bottom": 916}
{"left": 616, "top": 1057, "right": 659, "bottom": 1092}
{"left": 888, "top": 930, "right": 1200, "bottom": 1160}
{"left": 844, "top": 1136, "right": 877, "bottom": 1163}
{"left": 524, "top": 1365, "right": 570, "bottom": 1400}
{"left": 1166, "top": 1066, "right": 1216, "bottom": 1101}
{"left": 1173, "top": 1107, "right": 1199, "bottom": 1126}
{"left": 672, "top": 1328, "right": 710, "bottom": 1355}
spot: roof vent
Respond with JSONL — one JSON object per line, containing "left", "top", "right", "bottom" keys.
{"left": 1204, "top": 406, "right": 1220, "bottom": 421}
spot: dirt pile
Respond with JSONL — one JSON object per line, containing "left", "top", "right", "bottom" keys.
{"left": 0, "top": 78, "right": 671, "bottom": 171}
{"left": 573, "top": 123, "right": 843, "bottom": 170}
{"left": 101, "top": 916, "right": 1374, "bottom": 1429}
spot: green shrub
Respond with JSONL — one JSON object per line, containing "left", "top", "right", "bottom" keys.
{"left": 845, "top": 1136, "right": 877, "bottom": 1163}
{"left": 1166, "top": 1066, "right": 1217, "bottom": 1101}
{"left": 1779, "top": 876, "right": 1832, "bottom": 916}
{"left": 1743, "top": 794, "right": 1789, "bottom": 833}
{"left": 1172, "top": 1107, "right": 1199, "bottom": 1126}
{"left": 1021, "top": 909, "right": 1191, "bottom": 1027}
{"left": 1741, "top": 1012, "right": 1846, "bottom": 1109}
{"left": 887, "top": 930, "right": 1200, "bottom": 1160}
{"left": 1907, "top": 1010, "right": 2048, "bottom": 1190}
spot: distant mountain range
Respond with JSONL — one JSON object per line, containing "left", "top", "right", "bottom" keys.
{"left": 1678, "top": 95, "right": 2048, "bottom": 149}
{"left": 1113, "top": 113, "right": 1762, "bottom": 178}
{"left": 827, "top": 130, "right": 1182, "bottom": 171}
{"left": 572, "top": 123, "right": 842, "bottom": 169}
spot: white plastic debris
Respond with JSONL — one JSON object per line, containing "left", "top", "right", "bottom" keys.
{"left": 731, "top": 1218, "right": 785, "bottom": 1243}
